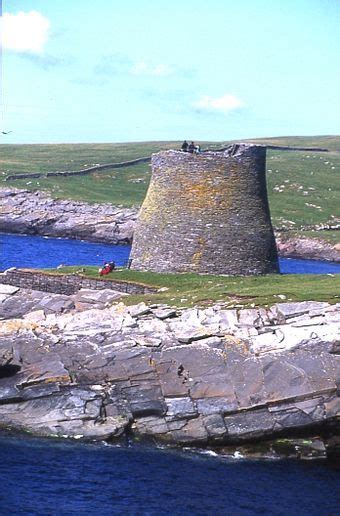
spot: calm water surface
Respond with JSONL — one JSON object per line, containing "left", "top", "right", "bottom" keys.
{"left": 1, "top": 232, "right": 340, "bottom": 274}
{"left": 0, "top": 233, "right": 130, "bottom": 270}
{"left": 0, "top": 435, "right": 338, "bottom": 515}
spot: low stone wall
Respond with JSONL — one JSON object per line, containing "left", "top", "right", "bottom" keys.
{"left": 5, "top": 156, "right": 151, "bottom": 181}
{"left": 0, "top": 269, "right": 155, "bottom": 295}
{"left": 205, "top": 145, "right": 329, "bottom": 153}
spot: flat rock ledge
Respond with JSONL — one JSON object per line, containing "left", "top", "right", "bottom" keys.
{"left": 0, "top": 286, "right": 339, "bottom": 456}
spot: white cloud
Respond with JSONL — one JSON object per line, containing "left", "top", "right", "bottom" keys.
{"left": 130, "top": 61, "right": 148, "bottom": 75}
{"left": 1, "top": 11, "right": 50, "bottom": 54}
{"left": 151, "top": 64, "right": 172, "bottom": 76}
{"left": 130, "top": 61, "right": 173, "bottom": 76}
{"left": 194, "top": 93, "right": 244, "bottom": 113}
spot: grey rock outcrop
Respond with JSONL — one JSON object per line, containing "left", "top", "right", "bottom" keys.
{"left": 276, "top": 234, "right": 340, "bottom": 263}
{"left": 0, "top": 288, "right": 338, "bottom": 448}
{"left": 0, "top": 285, "right": 128, "bottom": 320}
{"left": 0, "top": 188, "right": 138, "bottom": 244}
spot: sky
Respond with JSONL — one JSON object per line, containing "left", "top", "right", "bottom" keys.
{"left": 1, "top": 0, "right": 339, "bottom": 144}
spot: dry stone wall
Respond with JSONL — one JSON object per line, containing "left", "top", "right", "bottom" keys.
{"left": 5, "top": 156, "right": 151, "bottom": 181}
{"left": 130, "top": 144, "right": 279, "bottom": 275}
{"left": 0, "top": 269, "right": 154, "bottom": 295}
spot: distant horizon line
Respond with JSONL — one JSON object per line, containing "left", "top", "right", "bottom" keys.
{"left": 0, "top": 134, "right": 339, "bottom": 146}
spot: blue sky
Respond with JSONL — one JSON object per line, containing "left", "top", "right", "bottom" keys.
{"left": 1, "top": 0, "right": 339, "bottom": 143}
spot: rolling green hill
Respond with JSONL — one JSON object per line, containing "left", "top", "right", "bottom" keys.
{"left": 1, "top": 136, "right": 339, "bottom": 237}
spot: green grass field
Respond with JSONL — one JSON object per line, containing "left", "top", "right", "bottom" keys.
{"left": 1, "top": 136, "right": 339, "bottom": 233}
{"left": 44, "top": 266, "right": 340, "bottom": 308}
{"left": 0, "top": 141, "right": 182, "bottom": 206}
{"left": 244, "top": 135, "right": 340, "bottom": 151}
{"left": 0, "top": 141, "right": 181, "bottom": 174}
{"left": 9, "top": 162, "right": 151, "bottom": 206}
{"left": 266, "top": 149, "right": 339, "bottom": 229}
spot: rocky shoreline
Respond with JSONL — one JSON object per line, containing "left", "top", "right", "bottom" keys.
{"left": 1, "top": 187, "right": 339, "bottom": 262}
{"left": 0, "top": 187, "right": 137, "bottom": 244}
{"left": 276, "top": 233, "right": 340, "bottom": 263}
{"left": 0, "top": 278, "right": 339, "bottom": 458}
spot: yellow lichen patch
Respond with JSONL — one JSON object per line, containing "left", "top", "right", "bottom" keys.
{"left": 191, "top": 249, "right": 202, "bottom": 267}
{"left": 223, "top": 335, "right": 248, "bottom": 352}
{"left": 138, "top": 182, "right": 165, "bottom": 223}
{"left": 0, "top": 319, "right": 38, "bottom": 335}
{"left": 44, "top": 375, "right": 71, "bottom": 384}
{"left": 109, "top": 302, "right": 128, "bottom": 315}
{"left": 191, "top": 237, "right": 206, "bottom": 267}
{"left": 179, "top": 173, "right": 236, "bottom": 212}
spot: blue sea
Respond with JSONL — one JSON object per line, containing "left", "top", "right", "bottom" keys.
{"left": 0, "top": 435, "right": 338, "bottom": 515}
{"left": 0, "top": 232, "right": 339, "bottom": 515}
{"left": 1, "top": 232, "right": 340, "bottom": 274}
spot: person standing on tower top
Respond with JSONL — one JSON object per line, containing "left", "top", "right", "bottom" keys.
{"left": 181, "top": 140, "right": 188, "bottom": 152}
{"left": 188, "top": 141, "right": 195, "bottom": 153}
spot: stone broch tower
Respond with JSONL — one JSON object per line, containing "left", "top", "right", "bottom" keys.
{"left": 130, "top": 143, "right": 279, "bottom": 275}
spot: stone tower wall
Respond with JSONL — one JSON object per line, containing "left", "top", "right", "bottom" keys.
{"left": 130, "top": 144, "right": 279, "bottom": 275}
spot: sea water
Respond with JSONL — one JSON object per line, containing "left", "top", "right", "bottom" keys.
{"left": 0, "top": 233, "right": 339, "bottom": 514}
{"left": 0, "top": 435, "right": 338, "bottom": 515}
{"left": 1, "top": 232, "right": 340, "bottom": 274}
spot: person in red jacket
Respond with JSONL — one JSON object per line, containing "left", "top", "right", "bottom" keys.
{"left": 99, "top": 261, "right": 116, "bottom": 276}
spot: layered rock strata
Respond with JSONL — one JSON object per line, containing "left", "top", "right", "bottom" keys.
{"left": 0, "top": 286, "right": 338, "bottom": 447}
{"left": 0, "top": 188, "right": 137, "bottom": 244}
{"left": 130, "top": 145, "right": 279, "bottom": 274}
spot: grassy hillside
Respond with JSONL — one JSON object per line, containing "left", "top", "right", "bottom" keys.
{"left": 45, "top": 266, "right": 340, "bottom": 308}
{"left": 243, "top": 135, "right": 340, "bottom": 151}
{"left": 0, "top": 141, "right": 182, "bottom": 175}
{"left": 4, "top": 161, "right": 152, "bottom": 206}
{"left": 0, "top": 141, "right": 182, "bottom": 206}
{"left": 266, "top": 149, "right": 339, "bottom": 229}
{"left": 1, "top": 136, "right": 339, "bottom": 232}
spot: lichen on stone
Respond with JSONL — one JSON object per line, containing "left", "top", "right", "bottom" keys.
{"left": 131, "top": 145, "right": 278, "bottom": 275}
